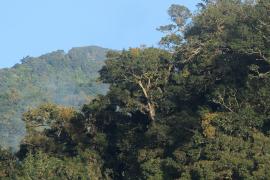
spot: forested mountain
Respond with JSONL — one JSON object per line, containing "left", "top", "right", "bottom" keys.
{"left": 0, "top": 46, "right": 109, "bottom": 150}
{"left": 1, "top": 0, "right": 270, "bottom": 179}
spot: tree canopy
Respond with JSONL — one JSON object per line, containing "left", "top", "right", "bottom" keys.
{"left": 1, "top": 0, "right": 270, "bottom": 179}
{"left": 0, "top": 46, "right": 109, "bottom": 150}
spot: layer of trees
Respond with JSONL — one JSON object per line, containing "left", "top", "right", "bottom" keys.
{"left": 1, "top": 0, "right": 270, "bottom": 179}
{"left": 0, "top": 46, "right": 109, "bottom": 150}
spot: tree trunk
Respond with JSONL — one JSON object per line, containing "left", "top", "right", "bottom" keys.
{"left": 147, "top": 102, "right": 156, "bottom": 121}
{"left": 138, "top": 80, "right": 156, "bottom": 121}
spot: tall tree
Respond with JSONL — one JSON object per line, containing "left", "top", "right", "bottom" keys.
{"left": 100, "top": 48, "right": 173, "bottom": 123}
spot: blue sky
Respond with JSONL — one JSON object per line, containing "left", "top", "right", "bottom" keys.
{"left": 0, "top": 0, "right": 200, "bottom": 68}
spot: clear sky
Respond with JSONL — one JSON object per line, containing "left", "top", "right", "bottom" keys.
{"left": 0, "top": 0, "right": 200, "bottom": 68}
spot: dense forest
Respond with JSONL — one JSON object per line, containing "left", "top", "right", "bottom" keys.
{"left": 0, "top": 46, "right": 109, "bottom": 150}
{"left": 1, "top": 0, "right": 270, "bottom": 179}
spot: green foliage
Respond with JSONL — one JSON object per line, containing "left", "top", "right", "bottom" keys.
{"left": 16, "top": 150, "right": 105, "bottom": 180}
{"left": 0, "top": 46, "right": 109, "bottom": 150}
{"left": 100, "top": 48, "right": 173, "bottom": 122}
{"left": 1, "top": 0, "right": 270, "bottom": 179}
{"left": 16, "top": 104, "right": 108, "bottom": 179}
{"left": 20, "top": 104, "right": 81, "bottom": 155}
{"left": 157, "top": 4, "right": 191, "bottom": 50}
{"left": 181, "top": 131, "right": 270, "bottom": 179}
{"left": 76, "top": 1, "right": 270, "bottom": 178}
{"left": 0, "top": 149, "right": 16, "bottom": 179}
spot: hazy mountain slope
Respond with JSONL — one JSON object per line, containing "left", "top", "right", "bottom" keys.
{"left": 0, "top": 46, "right": 109, "bottom": 150}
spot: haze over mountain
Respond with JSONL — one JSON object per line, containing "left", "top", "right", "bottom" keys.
{"left": 0, "top": 1, "right": 270, "bottom": 179}
{"left": 0, "top": 46, "right": 109, "bottom": 150}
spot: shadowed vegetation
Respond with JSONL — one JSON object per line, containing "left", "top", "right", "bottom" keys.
{"left": 1, "top": 0, "right": 270, "bottom": 179}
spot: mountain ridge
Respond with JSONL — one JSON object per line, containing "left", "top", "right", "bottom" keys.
{"left": 0, "top": 45, "right": 110, "bottom": 150}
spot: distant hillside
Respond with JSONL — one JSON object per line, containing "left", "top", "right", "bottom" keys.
{"left": 0, "top": 46, "right": 109, "bottom": 150}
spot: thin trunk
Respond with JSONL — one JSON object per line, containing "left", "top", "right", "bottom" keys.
{"left": 138, "top": 80, "right": 156, "bottom": 121}
{"left": 147, "top": 102, "right": 156, "bottom": 121}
